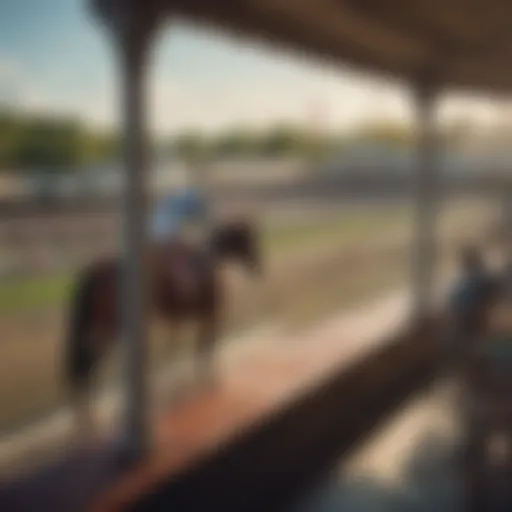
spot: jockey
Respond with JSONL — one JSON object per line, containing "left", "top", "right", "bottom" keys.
{"left": 149, "top": 187, "right": 210, "bottom": 296}
{"left": 150, "top": 187, "right": 208, "bottom": 245}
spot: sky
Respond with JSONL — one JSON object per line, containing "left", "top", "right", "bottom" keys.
{"left": 0, "top": 0, "right": 507, "bottom": 136}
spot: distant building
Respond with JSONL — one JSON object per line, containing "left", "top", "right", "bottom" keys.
{"left": 318, "top": 138, "right": 512, "bottom": 179}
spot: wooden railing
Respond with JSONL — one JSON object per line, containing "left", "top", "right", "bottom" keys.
{"left": 97, "top": 319, "right": 445, "bottom": 512}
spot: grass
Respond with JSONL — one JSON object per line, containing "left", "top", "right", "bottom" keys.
{"left": 0, "top": 274, "right": 74, "bottom": 313}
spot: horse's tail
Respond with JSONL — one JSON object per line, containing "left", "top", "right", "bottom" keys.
{"left": 65, "top": 266, "right": 97, "bottom": 395}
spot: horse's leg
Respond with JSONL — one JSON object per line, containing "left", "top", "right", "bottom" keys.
{"left": 66, "top": 269, "right": 98, "bottom": 443}
{"left": 71, "top": 379, "right": 95, "bottom": 443}
{"left": 69, "top": 330, "right": 107, "bottom": 443}
{"left": 196, "top": 312, "right": 218, "bottom": 387}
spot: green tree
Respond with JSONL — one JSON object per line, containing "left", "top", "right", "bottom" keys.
{"left": 81, "top": 130, "right": 119, "bottom": 164}
{"left": 14, "top": 117, "right": 85, "bottom": 169}
{"left": 173, "top": 131, "right": 209, "bottom": 163}
{"left": 353, "top": 120, "right": 413, "bottom": 147}
{"left": 259, "top": 124, "right": 307, "bottom": 156}
{"left": 214, "top": 128, "right": 256, "bottom": 157}
{"left": 0, "top": 110, "right": 21, "bottom": 168}
{"left": 0, "top": 109, "right": 118, "bottom": 171}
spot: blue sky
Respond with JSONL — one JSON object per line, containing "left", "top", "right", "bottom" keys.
{"left": 0, "top": 0, "right": 503, "bottom": 135}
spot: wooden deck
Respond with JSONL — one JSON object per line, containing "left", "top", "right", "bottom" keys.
{"left": 285, "top": 380, "right": 463, "bottom": 512}
{"left": 0, "top": 291, "right": 430, "bottom": 512}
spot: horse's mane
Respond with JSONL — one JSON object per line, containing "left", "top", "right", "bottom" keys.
{"left": 77, "top": 217, "right": 256, "bottom": 282}
{"left": 211, "top": 219, "right": 252, "bottom": 252}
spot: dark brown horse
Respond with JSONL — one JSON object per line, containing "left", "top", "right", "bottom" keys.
{"left": 65, "top": 219, "right": 260, "bottom": 433}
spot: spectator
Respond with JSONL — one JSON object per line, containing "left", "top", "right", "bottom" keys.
{"left": 445, "top": 246, "right": 496, "bottom": 355}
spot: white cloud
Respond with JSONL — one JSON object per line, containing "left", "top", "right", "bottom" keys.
{"left": 144, "top": 63, "right": 412, "bottom": 136}
{"left": 0, "top": 56, "right": 23, "bottom": 106}
{"left": 0, "top": 51, "right": 507, "bottom": 136}
{"left": 0, "top": 57, "right": 20, "bottom": 83}
{"left": 0, "top": 55, "right": 57, "bottom": 114}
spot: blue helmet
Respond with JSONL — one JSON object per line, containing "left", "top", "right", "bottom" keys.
{"left": 160, "top": 188, "right": 206, "bottom": 218}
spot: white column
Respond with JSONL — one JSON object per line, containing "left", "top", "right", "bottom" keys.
{"left": 411, "top": 83, "right": 439, "bottom": 320}
{"left": 117, "top": 27, "right": 152, "bottom": 460}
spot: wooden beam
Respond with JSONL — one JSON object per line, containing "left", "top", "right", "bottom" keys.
{"left": 171, "top": 0, "right": 418, "bottom": 80}
{"left": 411, "top": 82, "right": 439, "bottom": 319}
{"left": 346, "top": 0, "right": 512, "bottom": 67}
{"left": 93, "top": 0, "right": 512, "bottom": 95}
{"left": 345, "top": 0, "right": 459, "bottom": 54}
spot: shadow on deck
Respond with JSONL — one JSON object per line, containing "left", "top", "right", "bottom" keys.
{"left": 0, "top": 311, "right": 442, "bottom": 512}
{"left": 285, "top": 381, "right": 463, "bottom": 512}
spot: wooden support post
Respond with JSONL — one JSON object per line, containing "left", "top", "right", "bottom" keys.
{"left": 93, "top": 0, "right": 162, "bottom": 460}
{"left": 411, "top": 82, "right": 439, "bottom": 320}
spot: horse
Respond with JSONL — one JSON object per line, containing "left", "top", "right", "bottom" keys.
{"left": 65, "top": 218, "right": 261, "bottom": 434}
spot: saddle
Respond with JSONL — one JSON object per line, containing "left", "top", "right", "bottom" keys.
{"left": 152, "top": 239, "right": 209, "bottom": 304}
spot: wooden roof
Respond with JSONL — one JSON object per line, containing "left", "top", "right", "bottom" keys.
{"left": 94, "top": 0, "right": 512, "bottom": 94}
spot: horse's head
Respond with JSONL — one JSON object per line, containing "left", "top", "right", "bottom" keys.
{"left": 211, "top": 219, "right": 261, "bottom": 275}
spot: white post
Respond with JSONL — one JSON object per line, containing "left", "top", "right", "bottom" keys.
{"left": 411, "top": 82, "right": 439, "bottom": 320}
{"left": 116, "top": 22, "right": 154, "bottom": 460}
